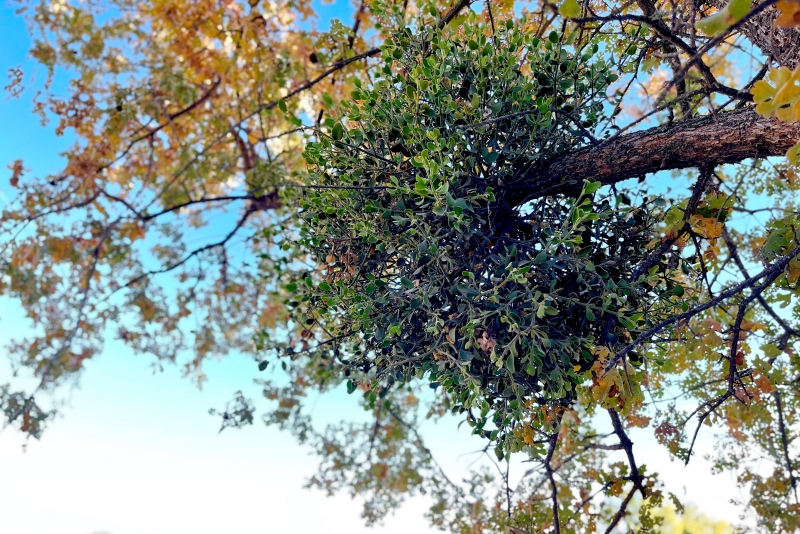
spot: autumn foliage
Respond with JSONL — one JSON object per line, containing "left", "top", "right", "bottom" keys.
{"left": 3, "top": 0, "right": 800, "bottom": 531}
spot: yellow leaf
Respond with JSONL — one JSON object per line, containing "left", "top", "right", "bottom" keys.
{"left": 559, "top": 0, "right": 581, "bottom": 18}
{"left": 751, "top": 66, "right": 800, "bottom": 121}
{"left": 788, "top": 139, "right": 800, "bottom": 165}
{"left": 592, "top": 346, "right": 612, "bottom": 361}
{"left": 692, "top": 215, "right": 724, "bottom": 239}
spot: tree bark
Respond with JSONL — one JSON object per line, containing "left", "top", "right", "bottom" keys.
{"left": 707, "top": 0, "right": 800, "bottom": 69}
{"left": 509, "top": 107, "right": 800, "bottom": 205}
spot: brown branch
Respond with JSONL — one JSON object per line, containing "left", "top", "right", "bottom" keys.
{"left": 38, "top": 220, "right": 117, "bottom": 382}
{"left": 628, "top": 169, "right": 713, "bottom": 282}
{"left": 706, "top": 0, "right": 800, "bottom": 69}
{"left": 608, "top": 409, "right": 646, "bottom": 495}
{"left": 603, "top": 487, "right": 637, "bottom": 534}
{"left": 773, "top": 390, "right": 799, "bottom": 503}
{"left": 507, "top": 108, "right": 800, "bottom": 205}
{"left": 575, "top": 7, "right": 748, "bottom": 104}
{"left": 246, "top": 0, "right": 473, "bottom": 122}
{"left": 659, "top": 0, "right": 781, "bottom": 100}
{"left": 722, "top": 227, "right": 800, "bottom": 339}
{"left": 684, "top": 392, "right": 731, "bottom": 464}
{"left": 101, "top": 191, "right": 252, "bottom": 221}
{"left": 544, "top": 432, "right": 561, "bottom": 534}
{"left": 604, "top": 243, "right": 800, "bottom": 374}
{"left": 122, "top": 208, "right": 256, "bottom": 289}
{"left": 385, "top": 406, "right": 457, "bottom": 487}
{"left": 131, "top": 77, "right": 222, "bottom": 144}
{"left": 724, "top": 230, "right": 797, "bottom": 396}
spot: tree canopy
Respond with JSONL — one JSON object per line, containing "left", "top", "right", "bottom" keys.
{"left": 3, "top": 0, "right": 800, "bottom": 531}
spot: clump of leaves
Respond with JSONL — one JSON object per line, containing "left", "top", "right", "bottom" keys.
{"left": 288, "top": 19, "right": 686, "bottom": 456}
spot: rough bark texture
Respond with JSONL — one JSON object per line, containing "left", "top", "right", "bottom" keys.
{"left": 707, "top": 0, "right": 800, "bottom": 68}
{"left": 509, "top": 107, "right": 800, "bottom": 204}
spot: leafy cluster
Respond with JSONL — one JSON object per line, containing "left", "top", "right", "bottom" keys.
{"left": 293, "top": 19, "right": 685, "bottom": 455}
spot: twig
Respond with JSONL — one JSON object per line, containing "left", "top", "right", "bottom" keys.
{"left": 605, "top": 243, "right": 800, "bottom": 374}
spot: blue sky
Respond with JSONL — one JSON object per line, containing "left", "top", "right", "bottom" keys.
{"left": 0, "top": 2, "right": 751, "bottom": 533}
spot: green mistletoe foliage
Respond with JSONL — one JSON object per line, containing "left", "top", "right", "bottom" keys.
{"left": 292, "top": 19, "right": 686, "bottom": 458}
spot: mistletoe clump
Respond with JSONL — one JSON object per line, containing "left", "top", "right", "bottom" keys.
{"left": 292, "top": 19, "right": 683, "bottom": 454}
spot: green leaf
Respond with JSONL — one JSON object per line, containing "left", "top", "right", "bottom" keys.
{"left": 583, "top": 180, "right": 601, "bottom": 195}
{"left": 278, "top": 99, "right": 287, "bottom": 112}
{"left": 695, "top": 10, "right": 732, "bottom": 35}
{"left": 258, "top": 361, "right": 269, "bottom": 371}
{"left": 762, "top": 343, "right": 782, "bottom": 358}
{"left": 331, "top": 123, "right": 344, "bottom": 141}
{"left": 728, "top": 0, "right": 752, "bottom": 20}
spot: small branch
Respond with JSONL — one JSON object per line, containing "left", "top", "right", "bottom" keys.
{"left": 603, "top": 487, "right": 637, "bottom": 534}
{"left": 544, "top": 431, "right": 561, "bottom": 534}
{"left": 604, "top": 244, "right": 800, "bottom": 374}
{"left": 121, "top": 208, "right": 255, "bottom": 289}
{"left": 385, "top": 406, "right": 457, "bottom": 487}
{"left": 774, "top": 390, "right": 799, "bottom": 504}
{"left": 722, "top": 228, "right": 800, "bottom": 338}
{"left": 37, "top": 220, "right": 117, "bottom": 382}
{"left": 608, "top": 409, "right": 646, "bottom": 495}
{"left": 628, "top": 168, "right": 712, "bottom": 283}
{"left": 659, "top": 0, "right": 781, "bottom": 101}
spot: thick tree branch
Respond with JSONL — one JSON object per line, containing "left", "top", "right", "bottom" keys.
{"left": 508, "top": 108, "right": 800, "bottom": 204}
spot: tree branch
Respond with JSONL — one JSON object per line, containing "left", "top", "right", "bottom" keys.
{"left": 544, "top": 431, "right": 561, "bottom": 534}
{"left": 507, "top": 108, "right": 800, "bottom": 204}
{"left": 706, "top": 0, "right": 800, "bottom": 68}
{"left": 773, "top": 389, "right": 799, "bottom": 504}
{"left": 604, "top": 243, "right": 800, "bottom": 374}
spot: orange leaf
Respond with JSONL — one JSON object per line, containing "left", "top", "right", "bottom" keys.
{"left": 775, "top": 0, "right": 800, "bottom": 27}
